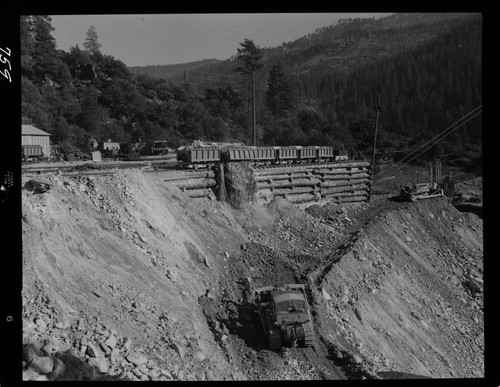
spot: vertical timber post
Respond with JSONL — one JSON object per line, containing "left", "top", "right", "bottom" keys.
{"left": 252, "top": 71, "right": 256, "bottom": 146}
{"left": 215, "top": 164, "right": 228, "bottom": 202}
{"left": 368, "top": 93, "right": 381, "bottom": 201}
{"left": 430, "top": 161, "right": 434, "bottom": 186}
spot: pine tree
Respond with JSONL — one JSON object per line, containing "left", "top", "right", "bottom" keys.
{"left": 265, "top": 63, "right": 294, "bottom": 119}
{"left": 83, "top": 25, "right": 102, "bottom": 56}
{"left": 31, "top": 15, "right": 58, "bottom": 82}
{"left": 20, "top": 16, "right": 35, "bottom": 76}
{"left": 20, "top": 16, "right": 34, "bottom": 56}
{"left": 235, "top": 39, "right": 263, "bottom": 145}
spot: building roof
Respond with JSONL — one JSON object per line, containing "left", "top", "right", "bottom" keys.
{"left": 22, "top": 124, "right": 51, "bottom": 136}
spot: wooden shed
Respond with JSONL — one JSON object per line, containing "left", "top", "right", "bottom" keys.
{"left": 22, "top": 125, "right": 51, "bottom": 157}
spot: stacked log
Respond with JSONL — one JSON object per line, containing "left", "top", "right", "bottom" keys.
{"left": 256, "top": 177, "right": 321, "bottom": 190}
{"left": 256, "top": 186, "right": 317, "bottom": 199}
{"left": 184, "top": 188, "right": 216, "bottom": 199}
{"left": 321, "top": 185, "right": 369, "bottom": 196}
{"left": 173, "top": 178, "right": 216, "bottom": 190}
{"left": 164, "top": 170, "right": 217, "bottom": 199}
{"left": 313, "top": 164, "right": 370, "bottom": 202}
{"left": 163, "top": 171, "right": 215, "bottom": 181}
{"left": 286, "top": 192, "right": 322, "bottom": 204}
{"left": 319, "top": 179, "right": 370, "bottom": 188}
{"left": 253, "top": 167, "right": 320, "bottom": 204}
{"left": 161, "top": 160, "right": 372, "bottom": 204}
{"left": 253, "top": 161, "right": 372, "bottom": 205}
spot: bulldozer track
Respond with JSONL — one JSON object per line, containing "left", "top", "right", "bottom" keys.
{"left": 302, "top": 323, "right": 315, "bottom": 347}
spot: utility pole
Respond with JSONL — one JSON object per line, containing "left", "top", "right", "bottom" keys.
{"left": 252, "top": 71, "right": 256, "bottom": 146}
{"left": 369, "top": 93, "right": 381, "bottom": 201}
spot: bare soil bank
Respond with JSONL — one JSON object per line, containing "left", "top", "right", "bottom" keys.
{"left": 21, "top": 169, "right": 483, "bottom": 380}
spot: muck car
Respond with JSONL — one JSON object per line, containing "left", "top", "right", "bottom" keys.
{"left": 177, "top": 144, "right": 353, "bottom": 167}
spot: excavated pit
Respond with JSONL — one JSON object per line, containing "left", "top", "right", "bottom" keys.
{"left": 21, "top": 168, "right": 483, "bottom": 380}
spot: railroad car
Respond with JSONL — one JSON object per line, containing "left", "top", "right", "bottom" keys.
{"left": 22, "top": 145, "right": 44, "bottom": 162}
{"left": 223, "top": 147, "right": 256, "bottom": 162}
{"left": 177, "top": 146, "right": 221, "bottom": 166}
{"left": 317, "top": 146, "right": 335, "bottom": 162}
{"left": 175, "top": 144, "right": 352, "bottom": 167}
{"left": 297, "top": 146, "right": 318, "bottom": 163}
{"left": 222, "top": 146, "right": 277, "bottom": 164}
{"left": 276, "top": 146, "right": 299, "bottom": 163}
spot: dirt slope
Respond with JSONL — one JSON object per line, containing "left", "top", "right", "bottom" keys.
{"left": 308, "top": 197, "right": 483, "bottom": 378}
{"left": 21, "top": 169, "right": 483, "bottom": 380}
{"left": 22, "top": 170, "right": 249, "bottom": 381}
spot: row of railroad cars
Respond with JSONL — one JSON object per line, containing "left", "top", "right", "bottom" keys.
{"left": 176, "top": 145, "right": 351, "bottom": 166}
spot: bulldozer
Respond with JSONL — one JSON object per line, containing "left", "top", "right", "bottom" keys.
{"left": 254, "top": 284, "right": 315, "bottom": 350}
{"left": 398, "top": 182, "right": 444, "bottom": 202}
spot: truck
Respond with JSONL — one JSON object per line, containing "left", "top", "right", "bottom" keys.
{"left": 254, "top": 284, "right": 315, "bottom": 350}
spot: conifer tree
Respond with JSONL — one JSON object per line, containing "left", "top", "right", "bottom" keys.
{"left": 265, "top": 63, "right": 294, "bottom": 119}
{"left": 83, "top": 25, "right": 102, "bottom": 56}
{"left": 31, "top": 15, "right": 58, "bottom": 82}
{"left": 235, "top": 39, "right": 263, "bottom": 145}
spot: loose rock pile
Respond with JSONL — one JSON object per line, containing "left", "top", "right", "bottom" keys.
{"left": 22, "top": 279, "right": 178, "bottom": 381}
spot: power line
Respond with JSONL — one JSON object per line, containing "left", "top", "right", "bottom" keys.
{"left": 374, "top": 108, "right": 482, "bottom": 182}
{"left": 373, "top": 106, "right": 482, "bottom": 183}
{"left": 374, "top": 105, "right": 481, "bottom": 178}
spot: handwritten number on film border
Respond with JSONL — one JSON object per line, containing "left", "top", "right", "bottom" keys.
{"left": 0, "top": 47, "right": 11, "bottom": 83}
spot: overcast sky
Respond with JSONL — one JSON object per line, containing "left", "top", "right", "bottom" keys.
{"left": 50, "top": 13, "right": 393, "bottom": 67}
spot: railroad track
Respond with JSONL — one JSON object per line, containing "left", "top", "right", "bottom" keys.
{"left": 23, "top": 160, "right": 370, "bottom": 175}
{"left": 22, "top": 159, "right": 180, "bottom": 175}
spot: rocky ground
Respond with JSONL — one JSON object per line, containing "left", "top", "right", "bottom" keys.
{"left": 20, "top": 166, "right": 484, "bottom": 381}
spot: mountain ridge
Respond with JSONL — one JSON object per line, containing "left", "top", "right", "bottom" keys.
{"left": 129, "top": 13, "right": 481, "bottom": 80}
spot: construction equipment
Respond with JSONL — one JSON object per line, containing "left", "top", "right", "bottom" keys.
{"left": 254, "top": 284, "right": 315, "bottom": 350}
{"left": 398, "top": 182, "right": 444, "bottom": 202}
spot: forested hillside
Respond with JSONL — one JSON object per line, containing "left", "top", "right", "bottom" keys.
{"left": 20, "top": 16, "right": 249, "bottom": 154}
{"left": 21, "top": 13, "right": 482, "bottom": 160}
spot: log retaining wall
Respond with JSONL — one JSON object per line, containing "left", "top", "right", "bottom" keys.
{"left": 161, "top": 161, "right": 372, "bottom": 204}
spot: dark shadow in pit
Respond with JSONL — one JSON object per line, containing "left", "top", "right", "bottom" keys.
{"left": 219, "top": 299, "right": 270, "bottom": 351}
{"left": 453, "top": 203, "right": 483, "bottom": 219}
